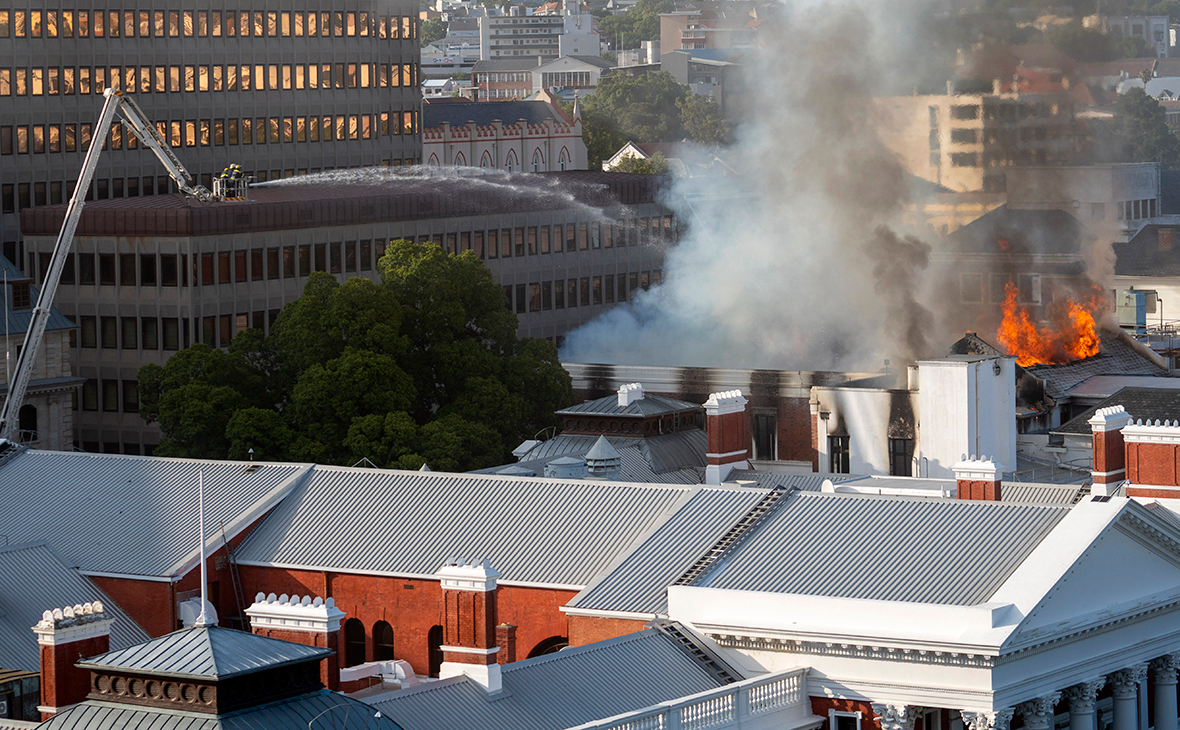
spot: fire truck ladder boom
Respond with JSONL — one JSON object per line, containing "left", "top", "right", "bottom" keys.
{"left": 0, "top": 88, "right": 213, "bottom": 441}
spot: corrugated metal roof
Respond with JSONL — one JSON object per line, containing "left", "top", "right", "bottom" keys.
{"left": 494, "top": 431, "right": 708, "bottom": 484}
{"left": 566, "top": 486, "right": 770, "bottom": 615}
{"left": 0, "top": 543, "right": 149, "bottom": 673}
{"left": 705, "top": 493, "right": 1070, "bottom": 605}
{"left": 234, "top": 467, "right": 700, "bottom": 587}
{"left": 0, "top": 451, "right": 311, "bottom": 578}
{"left": 372, "top": 629, "right": 726, "bottom": 730}
{"left": 78, "top": 626, "right": 329, "bottom": 680}
{"left": 38, "top": 691, "right": 404, "bottom": 730}
{"left": 1002, "top": 483, "right": 1084, "bottom": 505}
{"left": 557, "top": 393, "right": 701, "bottom": 418}
{"left": 729, "top": 472, "right": 853, "bottom": 491}
{"left": 640, "top": 430, "right": 707, "bottom": 472}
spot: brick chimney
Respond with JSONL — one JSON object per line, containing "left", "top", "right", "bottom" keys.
{"left": 953, "top": 455, "right": 1004, "bottom": 501}
{"left": 704, "top": 390, "right": 749, "bottom": 484}
{"left": 496, "top": 623, "right": 517, "bottom": 665}
{"left": 437, "top": 559, "right": 502, "bottom": 693}
{"left": 1089, "top": 405, "right": 1133, "bottom": 496}
{"left": 1122, "top": 417, "right": 1180, "bottom": 499}
{"left": 246, "top": 593, "right": 345, "bottom": 691}
{"left": 32, "top": 601, "right": 114, "bottom": 719}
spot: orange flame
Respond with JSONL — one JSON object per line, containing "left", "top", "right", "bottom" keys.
{"left": 996, "top": 281, "right": 1101, "bottom": 367}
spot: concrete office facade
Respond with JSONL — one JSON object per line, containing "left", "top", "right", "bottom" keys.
{"left": 0, "top": 1, "right": 424, "bottom": 268}
{"left": 19, "top": 171, "right": 675, "bottom": 454}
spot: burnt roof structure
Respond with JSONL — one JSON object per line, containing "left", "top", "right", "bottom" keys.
{"left": 19, "top": 171, "right": 667, "bottom": 239}
{"left": 1021, "top": 330, "right": 1167, "bottom": 401}
{"left": 947, "top": 332, "right": 1004, "bottom": 358}
{"left": 944, "top": 205, "right": 1091, "bottom": 258}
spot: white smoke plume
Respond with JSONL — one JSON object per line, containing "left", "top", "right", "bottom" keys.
{"left": 561, "top": 0, "right": 949, "bottom": 370}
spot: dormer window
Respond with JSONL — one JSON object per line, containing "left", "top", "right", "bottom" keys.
{"left": 11, "top": 281, "right": 31, "bottom": 309}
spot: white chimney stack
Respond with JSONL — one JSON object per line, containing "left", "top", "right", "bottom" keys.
{"left": 617, "top": 383, "right": 645, "bottom": 407}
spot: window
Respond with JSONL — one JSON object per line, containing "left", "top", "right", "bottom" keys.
{"left": 950, "top": 152, "right": 979, "bottom": 167}
{"left": 80, "top": 317, "right": 97, "bottom": 348}
{"left": 121, "top": 317, "right": 137, "bottom": 349}
{"left": 267, "top": 248, "right": 279, "bottom": 279}
{"left": 235, "top": 250, "right": 248, "bottom": 282}
{"left": 344, "top": 619, "right": 366, "bottom": 667}
{"left": 830, "top": 711, "right": 861, "bottom": 730}
{"left": 142, "top": 318, "right": 158, "bottom": 350}
{"left": 17, "top": 404, "right": 37, "bottom": 442}
{"left": 11, "top": 281, "right": 31, "bottom": 309}
{"left": 753, "top": 412, "right": 776, "bottom": 460}
{"left": 374, "top": 621, "right": 395, "bottom": 661}
{"left": 950, "top": 128, "right": 977, "bottom": 144}
{"left": 163, "top": 318, "right": 180, "bottom": 350}
{"left": 829, "top": 435, "right": 850, "bottom": 474}
{"left": 219, "top": 252, "right": 231, "bottom": 283}
{"left": 950, "top": 105, "right": 979, "bottom": 120}
{"left": 100, "top": 316, "right": 117, "bottom": 348}
{"left": 102, "top": 379, "right": 120, "bottom": 412}
{"left": 889, "top": 438, "right": 914, "bottom": 476}
{"left": 428, "top": 625, "right": 443, "bottom": 678}
{"left": 82, "top": 380, "right": 98, "bottom": 411}
{"left": 1018, "top": 273, "right": 1041, "bottom": 305}
{"left": 161, "top": 255, "right": 177, "bottom": 286}
{"left": 99, "top": 254, "right": 116, "bottom": 285}
{"left": 960, "top": 273, "right": 983, "bottom": 303}
{"left": 122, "top": 380, "right": 139, "bottom": 413}
{"left": 515, "top": 283, "right": 526, "bottom": 314}
{"left": 120, "top": 254, "right": 136, "bottom": 286}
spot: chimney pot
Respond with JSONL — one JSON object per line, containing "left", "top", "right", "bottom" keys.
{"left": 617, "top": 383, "right": 645, "bottom": 407}
{"left": 952, "top": 456, "right": 1004, "bottom": 501}
{"left": 1089, "top": 405, "right": 1132, "bottom": 496}
{"left": 33, "top": 602, "right": 114, "bottom": 718}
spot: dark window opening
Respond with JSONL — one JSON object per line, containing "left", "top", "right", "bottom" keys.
{"left": 829, "top": 435, "right": 850, "bottom": 474}
{"left": 344, "top": 618, "right": 366, "bottom": 667}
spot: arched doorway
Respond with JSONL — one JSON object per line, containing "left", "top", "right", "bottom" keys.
{"left": 428, "top": 625, "right": 444, "bottom": 677}
{"left": 343, "top": 618, "right": 366, "bottom": 667}
{"left": 17, "top": 404, "right": 37, "bottom": 442}
{"left": 373, "top": 620, "right": 395, "bottom": 661}
{"left": 527, "top": 635, "right": 569, "bottom": 658}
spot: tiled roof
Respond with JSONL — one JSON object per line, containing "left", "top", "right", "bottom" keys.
{"left": 1023, "top": 331, "right": 1167, "bottom": 400}
{"left": 1055, "top": 386, "right": 1180, "bottom": 435}
{"left": 0, "top": 450, "right": 311, "bottom": 579}
{"left": 233, "top": 467, "right": 704, "bottom": 589}
{"left": 0, "top": 542, "right": 149, "bottom": 673}
{"left": 38, "top": 690, "right": 397, "bottom": 730}
{"left": 372, "top": 628, "right": 730, "bottom": 730}
{"left": 78, "top": 626, "right": 328, "bottom": 680}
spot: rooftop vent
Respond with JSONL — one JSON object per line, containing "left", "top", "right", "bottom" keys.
{"left": 617, "top": 382, "right": 645, "bottom": 407}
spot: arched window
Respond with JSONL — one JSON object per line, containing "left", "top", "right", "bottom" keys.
{"left": 558, "top": 148, "right": 570, "bottom": 171}
{"left": 506, "top": 150, "right": 517, "bottom": 173}
{"left": 527, "top": 635, "right": 569, "bottom": 658}
{"left": 17, "top": 404, "right": 37, "bottom": 443}
{"left": 480, "top": 151, "right": 493, "bottom": 169}
{"left": 532, "top": 149, "right": 543, "bottom": 172}
{"left": 427, "top": 153, "right": 440, "bottom": 168}
{"left": 428, "top": 625, "right": 444, "bottom": 677}
{"left": 374, "top": 621, "right": 395, "bottom": 661}
{"left": 454, "top": 151, "right": 466, "bottom": 167}
{"left": 344, "top": 618, "right": 366, "bottom": 667}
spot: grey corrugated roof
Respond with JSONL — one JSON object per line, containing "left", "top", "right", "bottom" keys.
{"left": 78, "top": 626, "right": 329, "bottom": 680}
{"left": 1024, "top": 331, "right": 1166, "bottom": 400}
{"left": 38, "top": 691, "right": 403, "bottom": 730}
{"left": 0, "top": 542, "right": 149, "bottom": 673}
{"left": 585, "top": 435, "right": 620, "bottom": 461}
{"left": 373, "top": 629, "right": 727, "bottom": 730}
{"left": 705, "top": 492, "right": 1069, "bottom": 605}
{"left": 557, "top": 393, "right": 702, "bottom": 417}
{"left": 1002, "top": 482, "right": 1084, "bottom": 505}
{"left": 1056, "top": 386, "right": 1180, "bottom": 435}
{"left": 0, "top": 451, "right": 311, "bottom": 578}
{"left": 487, "top": 431, "right": 708, "bottom": 484}
{"left": 234, "top": 467, "right": 700, "bottom": 588}
{"left": 731, "top": 472, "right": 854, "bottom": 491}
{"left": 641, "top": 430, "right": 707, "bottom": 472}
{"left": 566, "top": 486, "right": 770, "bottom": 615}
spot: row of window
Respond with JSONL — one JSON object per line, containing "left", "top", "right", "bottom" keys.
{"left": 504, "top": 271, "right": 661, "bottom": 313}
{"left": 2, "top": 162, "right": 424, "bottom": 213}
{"left": 0, "top": 111, "right": 419, "bottom": 157}
{"left": 479, "top": 88, "right": 530, "bottom": 100}
{"left": 80, "top": 378, "right": 139, "bottom": 414}
{"left": 540, "top": 71, "right": 592, "bottom": 88}
{"left": 826, "top": 435, "right": 914, "bottom": 477}
{"left": 27, "top": 221, "right": 671, "bottom": 293}
{"left": 0, "top": 62, "right": 420, "bottom": 97}
{"left": 478, "top": 72, "right": 532, "bottom": 84}
{"left": 0, "top": 10, "right": 417, "bottom": 40}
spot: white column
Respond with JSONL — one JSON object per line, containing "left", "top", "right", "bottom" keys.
{"left": 874, "top": 704, "right": 922, "bottom": 730}
{"left": 960, "top": 709, "right": 1014, "bottom": 730}
{"left": 1018, "top": 693, "right": 1062, "bottom": 730}
{"left": 1065, "top": 679, "right": 1106, "bottom": 730}
{"left": 1152, "top": 655, "right": 1180, "bottom": 730}
{"left": 1110, "top": 665, "right": 1149, "bottom": 730}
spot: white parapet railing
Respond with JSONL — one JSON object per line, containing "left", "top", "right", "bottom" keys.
{"left": 565, "top": 668, "right": 813, "bottom": 730}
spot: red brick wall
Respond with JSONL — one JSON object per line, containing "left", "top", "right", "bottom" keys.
{"left": 957, "top": 479, "right": 1002, "bottom": 501}
{"left": 87, "top": 576, "right": 175, "bottom": 638}
{"left": 1093, "top": 430, "right": 1126, "bottom": 478}
{"left": 237, "top": 565, "right": 577, "bottom": 677}
{"left": 1127, "top": 442, "right": 1180, "bottom": 487}
{"left": 252, "top": 626, "right": 339, "bottom": 690}
{"left": 707, "top": 410, "right": 747, "bottom": 457}
{"left": 567, "top": 615, "right": 648, "bottom": 647}
{"left": 810, "top": 697, "right": 880, "bottom": 730}
{"left": 779, "top": 397, "right": 814, "bottom": 464}
{"left": 40, "top": 633, "right": 109, "bottom": 717}
{"left": 443, "top": 589, "right": 496, "bottom": 651}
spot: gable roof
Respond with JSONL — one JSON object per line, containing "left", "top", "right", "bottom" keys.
{"left": 0, "top": 450, "right": 311, "bottom": 579}
{"left": 233, "top": 467, "right": 709, "bottom": 589}
{"left": 1055, "top": 385, "right": 1180, "bottom": 435}
{"left": 944, "top": 205, "right": 1090, "bottom": 257}
{"left": 0, "top": 542, "right": 149, "bottom": 673}
{"left": 371, "top": 628, "right": 730, "bottom": 730}
{"left": 77, "top": 626, "right": 329, "bottom": 680}
{"left": 424, "top": 100, "right": 566, "bottom": 129}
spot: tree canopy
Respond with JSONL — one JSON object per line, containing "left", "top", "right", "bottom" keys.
{"left": 1111, "top": 87, "right": 1180, "bottom": 168}
{"left": 421, "top": 17, "right": 447, "bottom": 45}
{"left": 139, "top": 242, "right": 574, "bottom": 471}
{"left": 1046, "top": 25, "right": 1152, "bottom": 62}
{"left": 612, "top": 152, "right": 671, "bottom": 174}
{"left": 596, "top": 0, "right": 673, "bottom": 52}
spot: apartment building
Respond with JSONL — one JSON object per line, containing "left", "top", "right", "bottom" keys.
{"left": 18, "top": 171, "right": 676, "bottom": 454}
{"left": 478, "top": 2, "right": 598, "bottom": 63}
{"left": 0, "top": 2, "right": 423, "bottom": 271}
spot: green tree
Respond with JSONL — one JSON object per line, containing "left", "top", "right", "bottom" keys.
{"left": 1046, "top": 25, "right": 1116, "bottom": 62}
{"left": 596, "top": 0, "right": 673, "bottom": 51}
{"left": 1113, "top": 87, "right": 1180, "bottom": 167}
{"left": 613, "top": 152, "right": 670, "bottom": 174}
{"left": 581, "top": 71, "right": 688, "bottom": 167}
{"left": 421, "top": 17, "right": 447, "bottom": 45}
{"left": 139, "top": 243, "right": 574, "bottom": 471}
{"left": 677, "top": 94, "right": 731, "bottom": 146}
